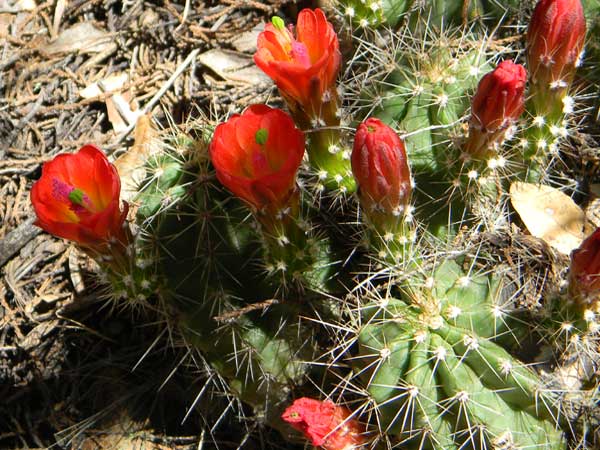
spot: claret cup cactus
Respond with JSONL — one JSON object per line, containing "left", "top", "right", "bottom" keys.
{"left": 29, "top": 0, "right": 600, "bottom": 449}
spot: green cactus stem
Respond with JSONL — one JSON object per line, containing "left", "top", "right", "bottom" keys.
{"left": 354, "top": 258, "right": 565, "bottom": 449}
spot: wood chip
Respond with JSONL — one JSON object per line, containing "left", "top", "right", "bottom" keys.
{"left": 51, "top": 0, "right": 67, "bottom": 37}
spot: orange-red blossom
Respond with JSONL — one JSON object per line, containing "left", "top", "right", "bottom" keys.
{"left": 254, "top": 8, "right": 341, "bottom": 126}
{"left": 465, "top": 60, "right": 527, "bottom": 157}
{"left": 30, "top": 144, "right": 128, "bottom": 248}
{"left": 209, "top": 104, "right": 305, "bottom": 212}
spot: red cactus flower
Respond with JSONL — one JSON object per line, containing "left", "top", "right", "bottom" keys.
{"left": 527, "top": 0, "right": 586, "bottom": 86}
{"left": 209, "top": 104, "right": 305, "bottom": 211}
{"left": 282, "top": 398, "right": 365, "bottom": 450}
{"left": 470, "top": 60, "right": 527, "bottom": 133}
{"left": 569, "top": 228, "right": 600, "bottom": 304}
{"left": 30, "top": 144, "right": 128, "bottom": 247}
{"left": 254, "top": 9, "right": 341, "bottom": 122}
{"left": 351, "top": 118, "right": 411, "bottom": 215}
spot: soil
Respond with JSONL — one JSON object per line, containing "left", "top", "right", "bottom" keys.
{"left": 0, "top": 1, "right": 305, "bottom": 448}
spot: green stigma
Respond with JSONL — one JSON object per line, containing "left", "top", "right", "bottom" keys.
{"left": 68, "top": 188, "right": 86, "bottom": 206}
{"left": 271, "top": 16, "right": 285, "bottom": 30}
{"left": 255, "top": 128, "right": 268, "bottom": 145}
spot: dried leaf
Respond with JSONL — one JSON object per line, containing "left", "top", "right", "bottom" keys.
{"left": 198, "top": 49, "right": 270, "bottom": 85}
{"left": 52, "top": 0, "right": 67, "bottom": 37}
{"left": 114, "top": 114, "right": 159, "bottom": 204}
{"left": 106, "top": 95, "right": 129, "bottom": 133}
{"left": 0, "top": 0, "right": 35, "bottom": 12}
{"left": 510, "top": 182, "right": 587, "bottom": 255}
{"left": 46, "top": 22, "right": 113, "bottom": 55}
{"left": 584, "top": 184, "right": 600, "bottom": 228}
{"left": 105, "top": 92, "right": 140, "bottom": 133}
{"left": 0, "top": 13, "right": 12, "bottom": 37}
{"left": 80, "top": 73, "right": 128, "bottom": 98}
{"left": 230, "top": 25, "right": 261, "bottom": 53}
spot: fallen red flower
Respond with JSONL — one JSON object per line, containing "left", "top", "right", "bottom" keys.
{"left": 282, "top": 397, "right": 365, "bottom": 450}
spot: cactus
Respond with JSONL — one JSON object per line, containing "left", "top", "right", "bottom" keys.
{"left": 353, "top": 258, "right": 565, "bottom": 449}
{"left": 28, "top": 0, "right": 600, "bottom": 449}
{"left": 339, "top": 0, "right": 522, "bottom": 29}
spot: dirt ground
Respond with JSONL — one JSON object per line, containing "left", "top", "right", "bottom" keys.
{"left": 0, "top": 1, "right": 306, "bottom": 448}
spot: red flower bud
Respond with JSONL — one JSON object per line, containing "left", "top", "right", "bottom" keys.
{"left": 351, "top": 118, "right": 411, "bottom": 215}
{"left": 527, "top": 0, "right": 586, "bottom": 87}
{"left": 254, "top": 9, "right": 341, "bottom": 121}
{"left": 30, "top": 144, "right": 128, "bottom": 247}
{"left": 209, "top": 104, "right": 305, "bottom": 211}
{"left": 569, "top": 228, "right": 600, "bottom": 305}
{"left": 282, "top": 398, "right": 365, "bottom": 450}
{"left": 470, "top": 60, "right": 527, "bottom": 133}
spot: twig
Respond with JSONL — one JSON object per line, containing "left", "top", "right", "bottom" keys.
{"left": 212, "top": 299, "right": 279, "bottom": 323}
{"left": 0, "top": 218, "right": 41, "bottom": 268}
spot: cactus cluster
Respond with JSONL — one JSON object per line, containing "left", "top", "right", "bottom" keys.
{"left": 28, "top": 0, "right": 600, "bottom": 449}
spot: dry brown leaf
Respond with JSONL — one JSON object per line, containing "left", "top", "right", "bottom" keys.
{"left": 510, "top": 182, "right": 587, "bottom": 255}
{"left": 105, "top": 92, "right": 140, "bottom": 133}
{"left": 80, "top": 73, "right": 128, "bottom": 98}
{"left": 198, "top": 49, "right": 270, "bottom": 85}
{"left": 230, "top": 25, "right": 261, "bottom": 53}
{"left": 0, "top": 0, "right": 35, "bottom": 12}
{"left": 51, "top": 0, "right": 67, "bottom": 37}
{"left": 46, "top": 22, "right": 114, "bottom": 55}
{"left": 114, "top": 114, "right": 159, "bottom": 204}
{"left": 106, "top": 95, "right": 130, "bottom": 133}
{"left": 0, "top": 13, "right": 12, "bottom": 36}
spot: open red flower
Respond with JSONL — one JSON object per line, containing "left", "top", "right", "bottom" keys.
{"left": 470, "top": 60, "right": 527, "bottom": 133}
{"left": 527, "top": 0, "right": 586, "bottom": 86}
{"left": 282, "top": 398, "right": 365, "bottom": 450}
{"left": 351, "top": 118, "right": 411, "bottom": 215}
{"left": 209, "top": 104, "right": 305, "bottom": 211}
{"left": 30, "top": 144, "right": 128, "bottom": 247}
{"left": 254, "top": 9, "right": 341, "bottom": 121}
{"left": 569, "top": 227, "right": 600, "bottom": 304}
